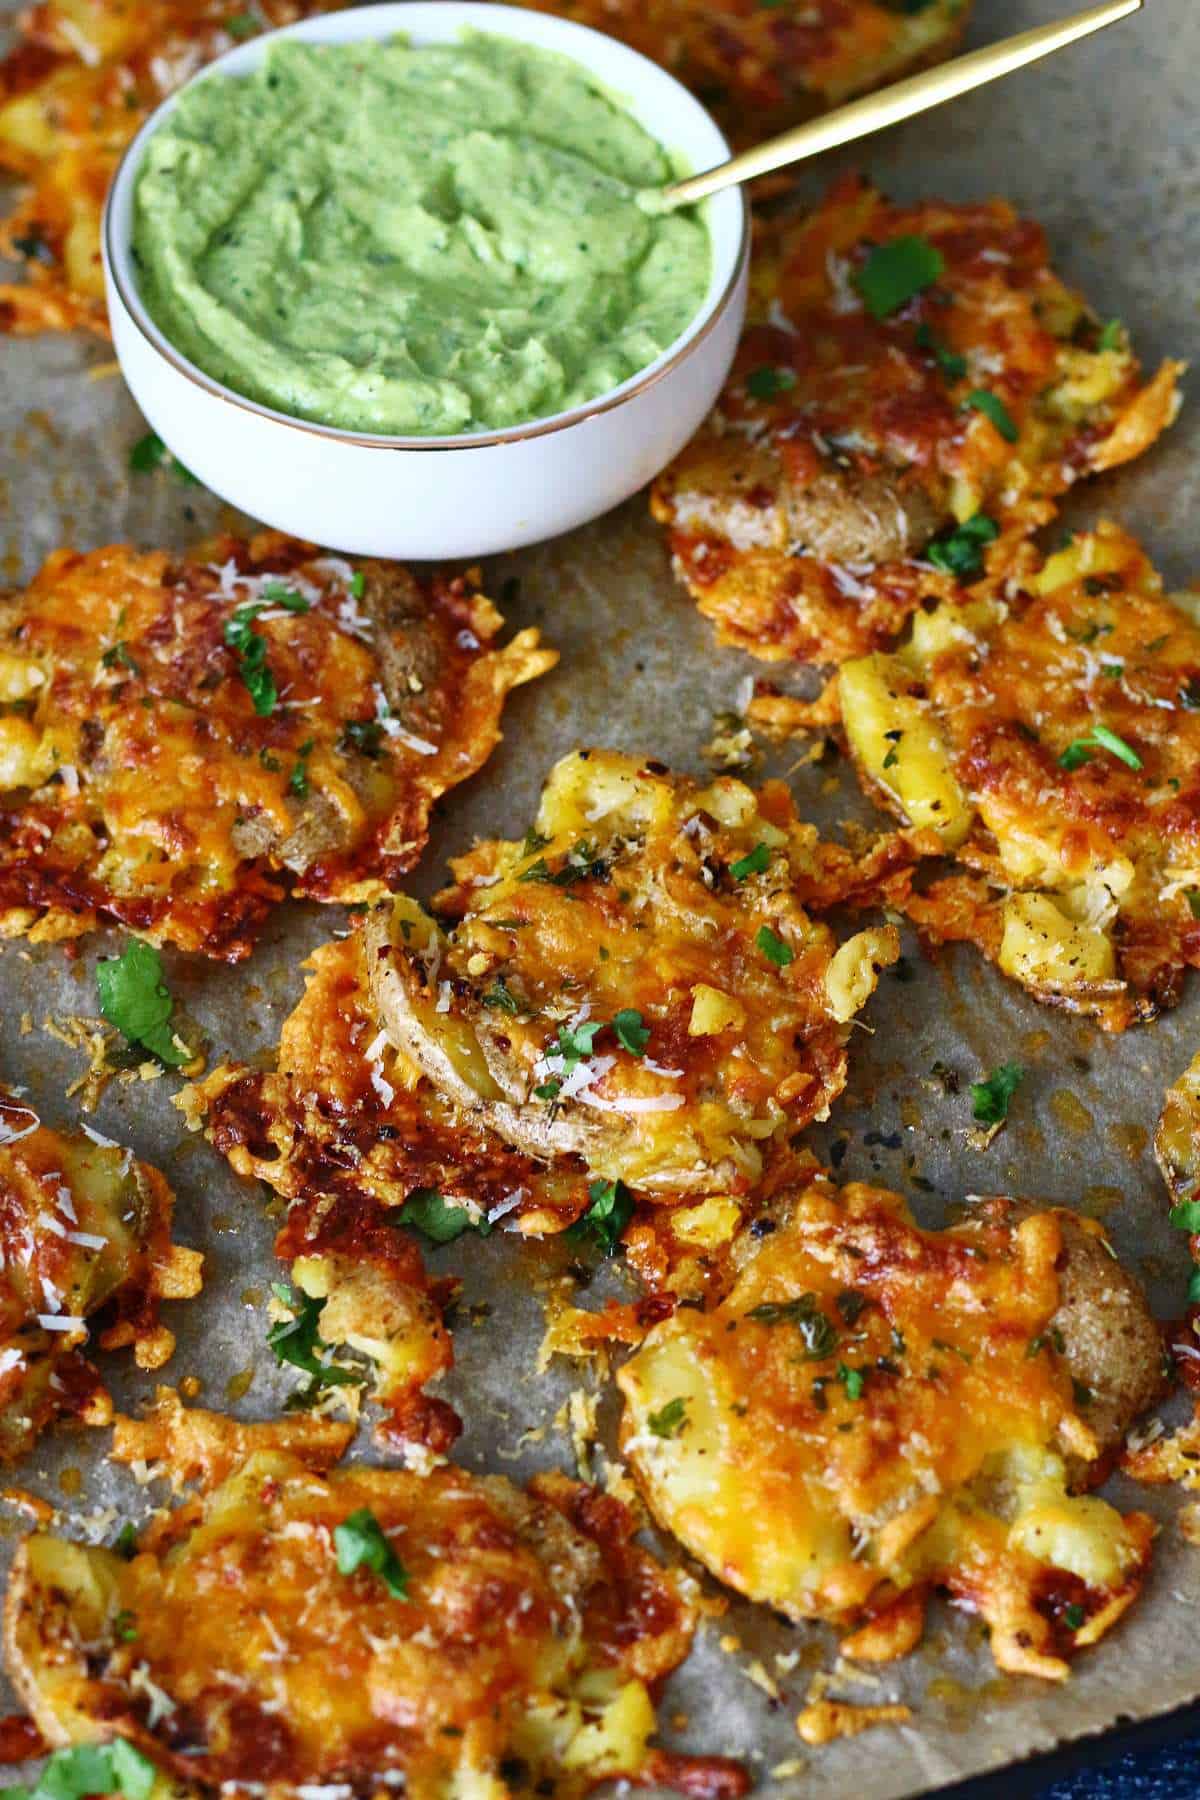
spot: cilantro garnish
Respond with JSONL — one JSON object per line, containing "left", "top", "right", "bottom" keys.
{"left": 970, "top": 1061, "right": 1023, "bottom": 1126}
{"left": 915, "top": 321, "right": 967, "bottom": 380}
{"left": 854, "top": 235, "right": 944, "bottom": 318}
{"left": 1187, "top": 1266, "right": 1200, "bottom": 1305}
{"left": 756, "top": 924, "right": 794, "bottom": 967}
{"left": 1063, "top": 1601, "right": 1087, "bottom": 1632}
{"left": 114, "top": 1521, "right": 139, "bottom": 1559}
{"left": 1169, "top": 1198, "right": 1200, "bottom": 1232}
{"left": 745, "top": 366, "right": 797, "bottom": 401}
{"left": 225, "top": 11, "right": 258, "bottom": 37}
{"left": 128, "top": 430, "right": 198, "bottom": 485}
{"left": 223, "top": 592, "right": 306, "bottom": 718}
{"left": 289, "top": 738, "right": 315, "bottom": 797}
{"left": 568, "top": 1178, "right": 634, "bottom": 1255}
{"left": 924, "top": 512, "right": 999, "bottom": 580}
{"left": 613, "top": 1008, "right": 650, "bottom": 1055}
{"left": 647, "top": 1396, "right": 689, "bottom": 1439}
{"left": 482, "top": 978, "right": 520, "bottom": 1013}
{"left": 1186, "top": 889, "right": 1200, "bottom": 921}
{"left": 397, "top": 1188, "right": 492, "bottom": 1245}
{"left": 731, "top": 842, "right": 770, "bottom": 880}
{"left": 7, "top": 1741, "right": 158, "bottom": 1800}
{"left": 96, "top": 939, "right": 190, "bottom": 1067}
{"left": 340, "top": 717, "right": 386, "bottom": 758}
{"left": 113, "top": 1608, "right": 138, "bottom": 1642}
{"left": 334, "top": 1508, "right": 409, "bottom": 1599}
{"left": 747, "top": 1294, "right": 838, "bottom": 1360}
{"left": 882, "top": 727, "right": 903, "bottom": 771}
{"left": 519, "top": 840, "right": 607, "bottom": 887}
{"left": 100, "top": 640, "right": 141, "bottom": 677}
{"left": 534, "top": 1079, "right": 562, "bottom": 1101}
{"left": 349, "top": 569, "right": 366, "bottom": 599}
{"left": 964, "top": 388, "right": 1018, "bottom": 443}
{"left": 1058, "top": 723, "right": 1142, "bottom": 772}
{"left": 1097, "top": 318, "right": 1124, "bottom": 351}
{"left": 267, "top": 1284, "right": 364, "bottom": 1402}
{"left": 836, "top": 1363, "right": 866, "bottom": 1401}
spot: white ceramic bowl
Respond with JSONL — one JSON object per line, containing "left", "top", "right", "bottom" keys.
{"left": 103, "top": 1, "right": 748, "bottom": 559}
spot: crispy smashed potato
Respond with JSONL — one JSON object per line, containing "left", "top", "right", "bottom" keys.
{"left": 0, "top": 1, "right": 343, "bottom": 335}
{"left": 365, "top": 750, "right": 913, "bottom": 1195}
{"left": 0, "top": 532, "right": 553, "bottom": 960}
{"left": 0, "top": 1091, "right": 201, "bottom": 1461}
{"left": 765, "top": 524, "right": 1200, "bottom": 1029}
{"left": 4, "top": 1392, "right": 748, "bottom": 1800}
{"left": 515, "top": 0, "right": 968, "bottom": 150}
{"left": 652, "top": 177, "right": 1181, "bottom": 666}
{"left": 620, "top": 1173, "right": 1163, "bottom": 1679}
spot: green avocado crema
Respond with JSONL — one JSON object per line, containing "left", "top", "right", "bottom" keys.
{"left": 132, "top": 33, "right": 711, "bottom": 437}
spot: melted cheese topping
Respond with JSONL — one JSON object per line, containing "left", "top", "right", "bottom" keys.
{"left": 367, "top": 750, "right": 902, "bottom": 1194}
{"left": 831, "top": 524, "right": 1200, "bottom": 1029}
{"left": 6, "top": 1400, "right": 712, "bottom": 1800}
{"left": 0, "top": 534, "right": 553, "bottom": 958}
{"left": 0, "top": 1, "right": 344, "bottom": 335}
{"left": 619, "top": 1176, "right": 1154, "bottom": 1680}
{"left": 513, "top": 0, "right": 967, "bottom": 149}
{"left": 651, "top": 176, "right": 1181, "bottom": 666}
{"left": 0, "top": 1092, "right": 201, "bottom": 1461}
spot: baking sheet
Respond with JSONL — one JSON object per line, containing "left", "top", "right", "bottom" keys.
{"left": 0, "top": 0, "right": 1198, "bottom": 1792}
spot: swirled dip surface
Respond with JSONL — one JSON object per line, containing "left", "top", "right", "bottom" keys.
{"left": 132, "top": 32, "right": 710, "bottom": 435}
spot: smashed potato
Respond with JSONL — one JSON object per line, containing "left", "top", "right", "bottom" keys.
{"left": 652, "top": 177, "right": 1181, "bottom": 666}
{"left": 4, "top": 1393, "right": 746, "bottom": 1800}
{"left": 515, "top": 0, "right": 968, "bottom": 149}
{"left": 0, "top": 533, "right": 553, "bottom": 959}
{"left": 620, "top": 1173, "right": 1163, "bottom": 1679}
{"left": 365, "top": 750, "right": 910, "bottom": 1195}
{"left": 0, "top": 1, "right": 343, "bottom": 334}
{"left": 0, "top": 1091, "right": 201, "bottom": 1461}
{"left": 768, "top": 524, "right": 1200, "bottom": 1029}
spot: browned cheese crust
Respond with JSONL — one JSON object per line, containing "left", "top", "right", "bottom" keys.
{"left": 652, "top": 177, "right": 1181, "bottom": 667}
{"left": 0, "top": 532, "right": 554, "bottom": 959}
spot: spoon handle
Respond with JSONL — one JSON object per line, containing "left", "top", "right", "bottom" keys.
{"left": 660, "top": 0, "right": 1142, "bottom": 209}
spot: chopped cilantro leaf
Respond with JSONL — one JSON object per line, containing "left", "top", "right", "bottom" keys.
{"left": 748, "top": 1294, "right": 838, "bottom": 1359}
{"left": 1097, "top": 319, "right": 1124, "bottom": 351}
{"left": 114, "top": 1608, "right": 138, "bottom": 1642}
{"left": 28, "top": 1741, "right": 158, "bottom": 1800}
{"left": 915, "top": 321, "right": 967, "bottom": 379}
{"left": 534, "top": 1079, "right": 561, "bottom": 1101}
{"left": 731, "top": 842, "right": 770, "bottom": 880}
{"left": 1058, "top": 724, "right": 1142, "bottom": 772}
{"left": 882, "top": 727, "right": 903, "bottom": 770}
{"left": 613, "top": 1008, "right": 650, "bottom": 1055}
{"left": 340, "top": 717, "right": 386, "bottom": 758}
{"left": 1063, "top": 1601, "right": 1087, "bottom": 1632}
{"left": 964, "top": 388, "right": 1018, "bottom": 443}
{"left": 647, "top": 1396, "right": 689, "bottom": 1439}
{"left": 568, "top": 1178, "right": 634, "bottom": 1255}
{"left": 349, "top": 569, "right": 366, "bottom": 599}
{"left": 334, "top": 1507, "right": 409, "bottom": 1598}
{"left": 854, "top": 235, "right": 944, "bottom": 319}
{"left": 1186, "top": 889, "right": 1200, "bottom": 920}
{"left": 128, "top": 430, "right": 198, "bottom": 484}
{"left": 970, "top": 1061, "right": 1023, "bottom": 1126}
{"left": 397, "top": 1188, "right": 491, "bottom": 1244}
{"left": 1187, "top": 1266, "right": 1200, "bottom": 1306}
{"left": 556, "top": 1019, "right": 605, "bottom": 1065}
{"left": 267, "top": 1286, "right": 364, "bottom": 1398}
{"left": 223, "top": 601, "right": 285, "bottom": 717}
{"left": 756, "top": 924, "right": 794, "bottom": 967}
{"left": 259, "top": 580, "right": 311, "bottom": 613}
{"left": 289, "top": 738, "right": 314, "bottom": 797}
{"left": 482, "top": 977, "right": 520, "bottom": 1013}
{"left": 836, "top": 1363, "right": 865, "bottom": 1401}
{"left": 114, "top": 1521, "right": 139, "bottom": 1559}
{"left": 1169, "top": 1198, "right": 1200, "bottom": 1232}
{"left": 925, "top": 512, "right": 999, "bottom": 580}
{"left": 745, "top": 365, "right": 797, "bottom": 400}
{"left": 100, "top": 640, "right": 141, "bottom": 677}
{"left": 1100, "top": 663, "right": 1124, "bottom": 679}
{"left": 96, "top": 939, "right": 189, "bottom": 1067}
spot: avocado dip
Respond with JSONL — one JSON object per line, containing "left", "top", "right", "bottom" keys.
{"left": 131, "top": 32, "right": 711, "bottom": 437}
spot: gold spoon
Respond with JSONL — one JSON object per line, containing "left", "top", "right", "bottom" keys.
{"left": 651, "top": 0, "right": 1142, "bottom": 212}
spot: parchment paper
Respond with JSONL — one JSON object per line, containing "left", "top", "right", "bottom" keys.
{"left": 0, "top": 2, "right": 1197, "bottom": 1792}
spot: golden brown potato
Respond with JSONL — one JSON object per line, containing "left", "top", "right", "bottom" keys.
{"left": 0, "top": 1090, "right": 202, "bottom": 1461}
{"left": 4, "top": 1392, "right": 745, "bottom": 1800}
{"left": 762, "top": 524, "right": 1200, "bottom": 1030}
{"left": 653, "top": 178, "right": 1181, "bottom": 667}
{"left": 364, "top": 750, "right": 911, "bottom": 1196}
{"left": 0, "top": 533, "right": 553, "bottom": 959}
{"left": 619, "top": 1174, "right": 1163, "bottom": 1680}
